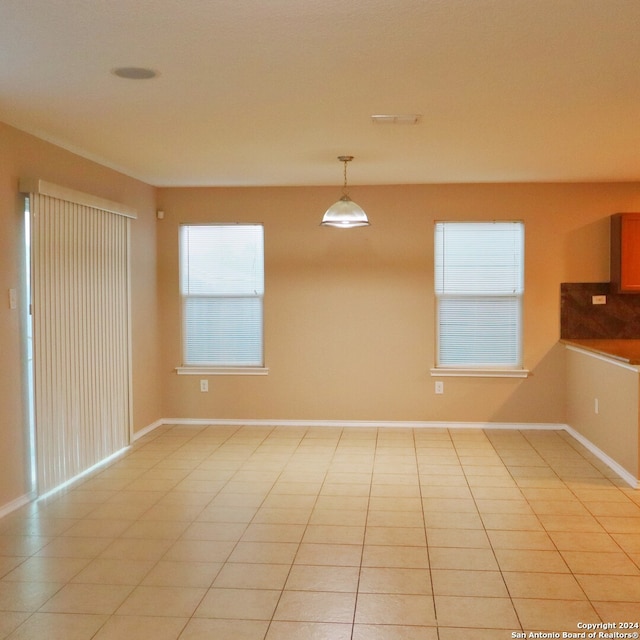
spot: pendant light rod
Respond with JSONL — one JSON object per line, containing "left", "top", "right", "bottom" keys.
{"left": 338, "top": 155, "right": 354, "bottom": 198}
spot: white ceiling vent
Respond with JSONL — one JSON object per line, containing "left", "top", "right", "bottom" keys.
{"left": 371, "top": 114, "right": 422, "bottom": 125}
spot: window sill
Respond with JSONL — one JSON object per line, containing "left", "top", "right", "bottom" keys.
{"left": 176, "top": 366, "right": 269, "bottom": 376}
{"left": 430, "top": 367, "right": 530, "bottom": 378}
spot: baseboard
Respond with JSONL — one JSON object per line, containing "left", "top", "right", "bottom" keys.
{"left": 158, "top": 418, "right": 567, "bottom": 431}
{"left": 563, "top": 424, "right": 639, "bottom": 489}
{"left": 0, "top": 491, "right": 35, "bottom": 520}
{"left": 131, "top": 418, "right": 165, "bottom": 442}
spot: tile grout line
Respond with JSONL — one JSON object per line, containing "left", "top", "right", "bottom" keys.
{"left": 263, "top": 425, "right": 341, "bottom": 638}
{"left": 413, "top": 427, "right": 440, "bottom": 639}
{"left": 349, "top": 426, "right": 376, "bottom": 640}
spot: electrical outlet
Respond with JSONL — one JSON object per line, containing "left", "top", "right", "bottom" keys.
{"left": 8, "top": 288, "right": 17, "bottom": 310}
{"left": 200, "top": 379, "right": 209, "bottom": 392}
{"left": 592, "top": 295, "right": 607, "bottom": 305}
{"left": 594, "top": 398, "right": 599, "bottom": 414}
{"left": 435, "top": 381, "right": 444, "bottom": 395}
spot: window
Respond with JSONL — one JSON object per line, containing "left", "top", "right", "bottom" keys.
{"left": 179, "top": 224, "right": 265, "bottom": 371}
{"left": 434, "top": 221, "right": 526, "bottom": 376}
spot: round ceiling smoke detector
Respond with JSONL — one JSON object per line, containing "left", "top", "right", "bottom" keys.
{"left": 112, "top": 67, "right": 157, "bottom": 80}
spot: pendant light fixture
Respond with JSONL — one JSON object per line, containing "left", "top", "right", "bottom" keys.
{"left": 321, "top": 155, "right": 370, "bottom": 228}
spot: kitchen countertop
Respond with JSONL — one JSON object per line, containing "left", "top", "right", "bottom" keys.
{"left": 562, "top": 339, "right": 640, "bottom": 365}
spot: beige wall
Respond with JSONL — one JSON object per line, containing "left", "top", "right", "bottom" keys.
{"left": 0, "top": 122, "right": 161, "bottom": 508}
{"left": 565, "top": 346, "right": 639, "bottom": 478}
{"left": 156, "top": 181, "right": 640, "bottom": 424}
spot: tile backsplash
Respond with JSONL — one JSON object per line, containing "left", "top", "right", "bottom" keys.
{"left": 561, "top": 282, "right": 640, "bottom": 339}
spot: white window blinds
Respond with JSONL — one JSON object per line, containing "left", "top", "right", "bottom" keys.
{"left": 435, "top": 221, "right": 524, "bottom": 368}
{"left": 180, "top": 224, "right": 264, "bottom": 367}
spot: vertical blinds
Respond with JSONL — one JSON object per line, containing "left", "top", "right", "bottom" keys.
{"left": 180, "top": 224, "right": 264, "bottom": 367}
{"left": 435, "top": 221, "right": 524, "bottom": 367}
{"left": 29, "top": 191, "right": 132, "bottom": 494}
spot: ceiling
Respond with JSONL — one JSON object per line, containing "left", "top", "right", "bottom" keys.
{"left": 2, "top": 0, "right": 640, "bottom": 187}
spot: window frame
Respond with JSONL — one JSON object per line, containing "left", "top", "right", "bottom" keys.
{"left": 176, "top": 222, "right": 268, "bottom": 376}
{"left": 431, "top": 220, "right": 529, "bottom": 379}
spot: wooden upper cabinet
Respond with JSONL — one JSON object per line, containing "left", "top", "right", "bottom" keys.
{"left": 611, "top": 213, "right": 640, "bottom": 293}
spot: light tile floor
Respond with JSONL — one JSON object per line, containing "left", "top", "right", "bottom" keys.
{"left": 1, "top": 425, "right": 640, "bottom": 639}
